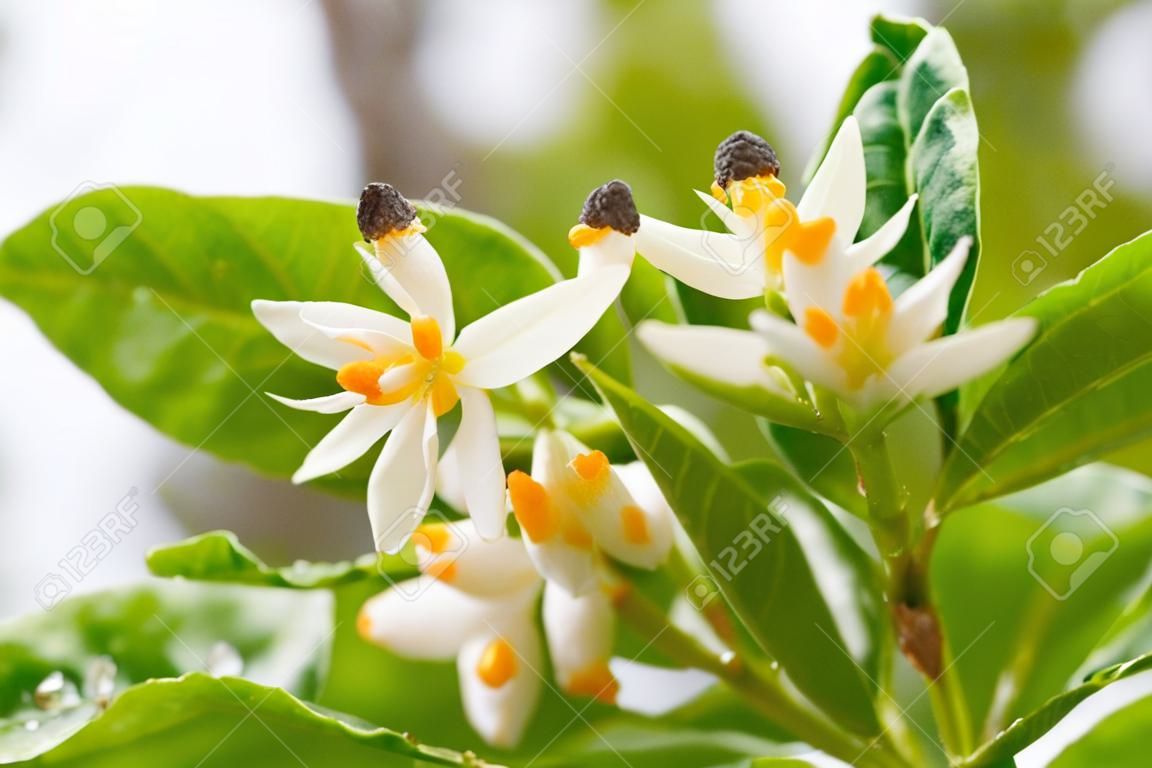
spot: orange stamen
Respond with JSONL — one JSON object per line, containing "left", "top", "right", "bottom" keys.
{"left": 508, "top": 471, "right": 556, "bottom": 542}
{"left": 336, "top": 360, "right": 385, "bottom": 400}
{"left": 804, "top": 307, "right": 840, "bottom": 349}
{"left": 620, "top": 505, "right": 651, "bottom": 545}
{"left": 570, "top": 451, "right": 610, "bottom": 483}
{"left": 414, "top": 523, "right": 453, "bottom": 554}
{"left": 566, "top": 661, "right": 619, "bottom": 704}
{"left": 423, "top": 558, "right": 458, "bottom": 583}
{"left": 429, "top": 374, "right": 460, "bottom": 417}
{"left": 789, "top": 217, "right": 837, "bottom": 265}
{"left": 568, "top": 223, "right": 610, "bottom": 248}
{"left": 476, "top": 638, "right": 518, "bottom": 688}
{"left": 411, "top": 316, "right": 443, "bottom": 360}
{"left": 842, "top": 268, "right": 893, "bottom": 318}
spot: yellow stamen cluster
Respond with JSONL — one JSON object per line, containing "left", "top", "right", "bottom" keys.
{"left": 335, "top": 315, "right": 464, "bottom": 416}
{"left": 713, "top": 174, "right": 837, "bottom": 272}
{"left": 801, "top": 267, "right": 896, "bottom": 390}
{"left": 507, "top": 467, "right": 595, "bottom": 551}
{"left": 568, "top": 222, "right": 611, "bottom": 248}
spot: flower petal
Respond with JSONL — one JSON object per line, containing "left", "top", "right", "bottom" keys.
{"left": 367, "top": 401, "right": 440, "bottom": 553}
{"left": 888, "top": 237, "right": 972, "bottom": 355}
{"left": 883, "top": 318, "right": 1037, "bottom": 401}
{"left": 293, "top": 402, "right": 410, "bottom": 484}
{"left": 543, "top": 581, "right": 618, "bottom": 702}
{"left": 637, "top": 321, "right": 785, "bottom": 394}
{"left": 511, "top": 431, "right": 600, "bottom": 596}
{"left": 414, "top": 520, "right": 539, "bottom": 598}
{"left": 750, "top": 310, "right": 845, "bottom": 391}
{"left": 357, "top": 577, "right": 490, "bottom": 660}
{"left": 268, "top": 390, "right": 364, "bottom": 414}
{"left": 453, "top": 267, "right": 630, "bottom": 390}
{"left": 635, "top": 215, "right": 765, "bottom": 299}
{"left": 446, "top": 388, "right": 507, "bottom": 539}
{"left": 844, "top": 195, "right": 918, "bottom": 273}
{"left": 576, "top": 230, "right": 636, "bottom": 276}
{"left": 693, "top": 189, "right": 758, "bottom": 239}
{"left": 298, "top": 306, "right": 412, "bottom": 359}
{"left": 356, "top": 234, "right": 455, "bottom": 340}
{"left": 797, "top": 116, "right": 866, "bottom": 238}
{"left": 458, "top": 612, "right": 543, "bottom": 749}
{"left": 252, "top": 300, "right": 369, "bottom": 370}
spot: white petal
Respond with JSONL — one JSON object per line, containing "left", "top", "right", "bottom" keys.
{"left": 693, "top": 189, "right": 757, "bottom": 238}
{"left": 543, "top": 581, "right": 617, "bottom": 699}
{"left": 512, "top": 431, "right": 599, "bottom": 596}
{"left": 888, "top": 236, "right": 972, "bottom": 355}
{"left": 358, "top": 577, "right": 491, "bottom": 660}
{"left": 780, "top": 236, "right": 854, "bottom": 325}
{"left": 576, "top": 230, "right": 635, "bottom": 276}
{"left": 884, "top": 318, "right": 1038, "bottom": 401}
{"left": 636, "top": 321, "right": 785, "bottom": 393}
{"left": 414, "top": 520, "right": 539, "bottom": 598}
{"left": 453, "top": 267, "right": 630, "bottom": 390}
{"left": 444, "top": 388, "right": 508, "bottom": 539}
{"left": 367, "top": 401, "right": 440, "bottom": 553}
{"left": 356, "top": 235, "right": 455, "bottom": 340}
{"left": 252, "top": 300, "right": 368, "bottom": 370}
{"left": 292, "top": 402, "right": 410, "bottom": 484}
{"left": 458, "top": 613, "right": 543, "bottom": 749}
{"left": 295, "top": 300, "right": 412, "bottom": 338}
{"left": 798, "top": 116, "right": 866, "bottom": 238}
{"left": 548, "top": 430, "right": 673, "bottom": 571}
{"left": 845, "top": 195, "right": 918, "bottom": 272}
{"left": 298, "top": 306, "right": 412, "bottom": 359}
{"left": 268, "top": 390, "right": 364, "bottom": 414}
{"left": 635, "top": 215, "right": 765, "bottom": 299}
{"left": 749, "top": 310, "right": 844, "bottom": 391}
{"left": 614, "top": 461, "right": 677, "bottom": 547}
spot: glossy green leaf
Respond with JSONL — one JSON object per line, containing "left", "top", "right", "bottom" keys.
{"left": 2, "top": 673, "right": 489, "bottom": 767}
{"left": 574, "top": 356, "right": 881, "bottom": 736}
{"left": 963, "top": 654, "right": 1152, "bottom": 767}
{"left": 820, "top": 17, "right": 979, "bottom": 333}
{"left": 936, "top": 233, "right": 1152, "bottom": 512}
{"left": 765, "top": 425, "right": 866, "bottom": 518}
{"left": 0, "top": 187, "right": 624, "bottom": 498}
{"left": 146, "top": 530, "right": 414, "bottom": 588}
{"left": 1045, "top": 678, "right": 1152, "bottom": 768}
{"left": 931, "top": 466, "right": 1152, "bottom": 752}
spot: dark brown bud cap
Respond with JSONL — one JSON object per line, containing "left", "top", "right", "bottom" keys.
{"left": 579, "top": 180, "right": 640, "bottom": 235}
{"left": 714, "top": 131, "right": 780, "bottom": 189}
{"left": 357, "top": 183, "right": 418, "bottom": 242}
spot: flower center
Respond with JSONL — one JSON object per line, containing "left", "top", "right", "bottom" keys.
{"left": 714, "top": 175, "right": 837, "bottom": 274}
{"left": 335, "top": 315, "right": 465, "bottom": 415}
{"left": 803, "top": 267, "right": 895, "bottom": 390}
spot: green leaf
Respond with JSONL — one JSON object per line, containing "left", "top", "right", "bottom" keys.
{"left": 1, "top": 673, "right": 490, "bottom": 767}
{"left": 766, "top": 424, "right": 867, "bottom": 518}
{"left": 146, "top": 530, "right": 414, "bottom": 588}
{"left": 936, "top": 233, "right": 1152, "bottom": 512}
{"left": 964, "top": 653, "right": 1152, "bottom": 767}
{"left": 931, "top": 466, "right": 1152, "bottom": 752}
{"left": 0, "top": 188, "right": 623, "bottom": 497}
{"left": 1044, "top": 680, "right": 1152, "bottom": 768}
{"left": 574, "top": 356, "right": 881, "bottom": 736}
{"left": 820, "top": 17, "right": 979, "bottom": 333}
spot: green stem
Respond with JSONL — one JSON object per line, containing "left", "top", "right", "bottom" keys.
{"left": 615, "top": 588, "right": 909, "bottom": 768}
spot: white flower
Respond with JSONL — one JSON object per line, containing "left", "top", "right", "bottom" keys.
{"left": 633, "top": 118, "right": 918, "bottom": 299}
{"left": 358, "top": 519, "right": 624, "bottom": 748}
{"left": 637, "top": 117, "right": 1037, "bottom": 410}
{"left": 254, "top": 184, "right": 628, "bottom": 552}
{"left": 506, "top": 429, "right": 675, "bottom": 595}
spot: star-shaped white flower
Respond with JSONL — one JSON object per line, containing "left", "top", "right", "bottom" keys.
{"left": 633, "top": 118, "right": 918, "bottom": 299}
{"left": 638, "top": 120, "right": 1037, "bottom": 409}
{"left": 254, "top": 184, "right": 628, "bottom": 552}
